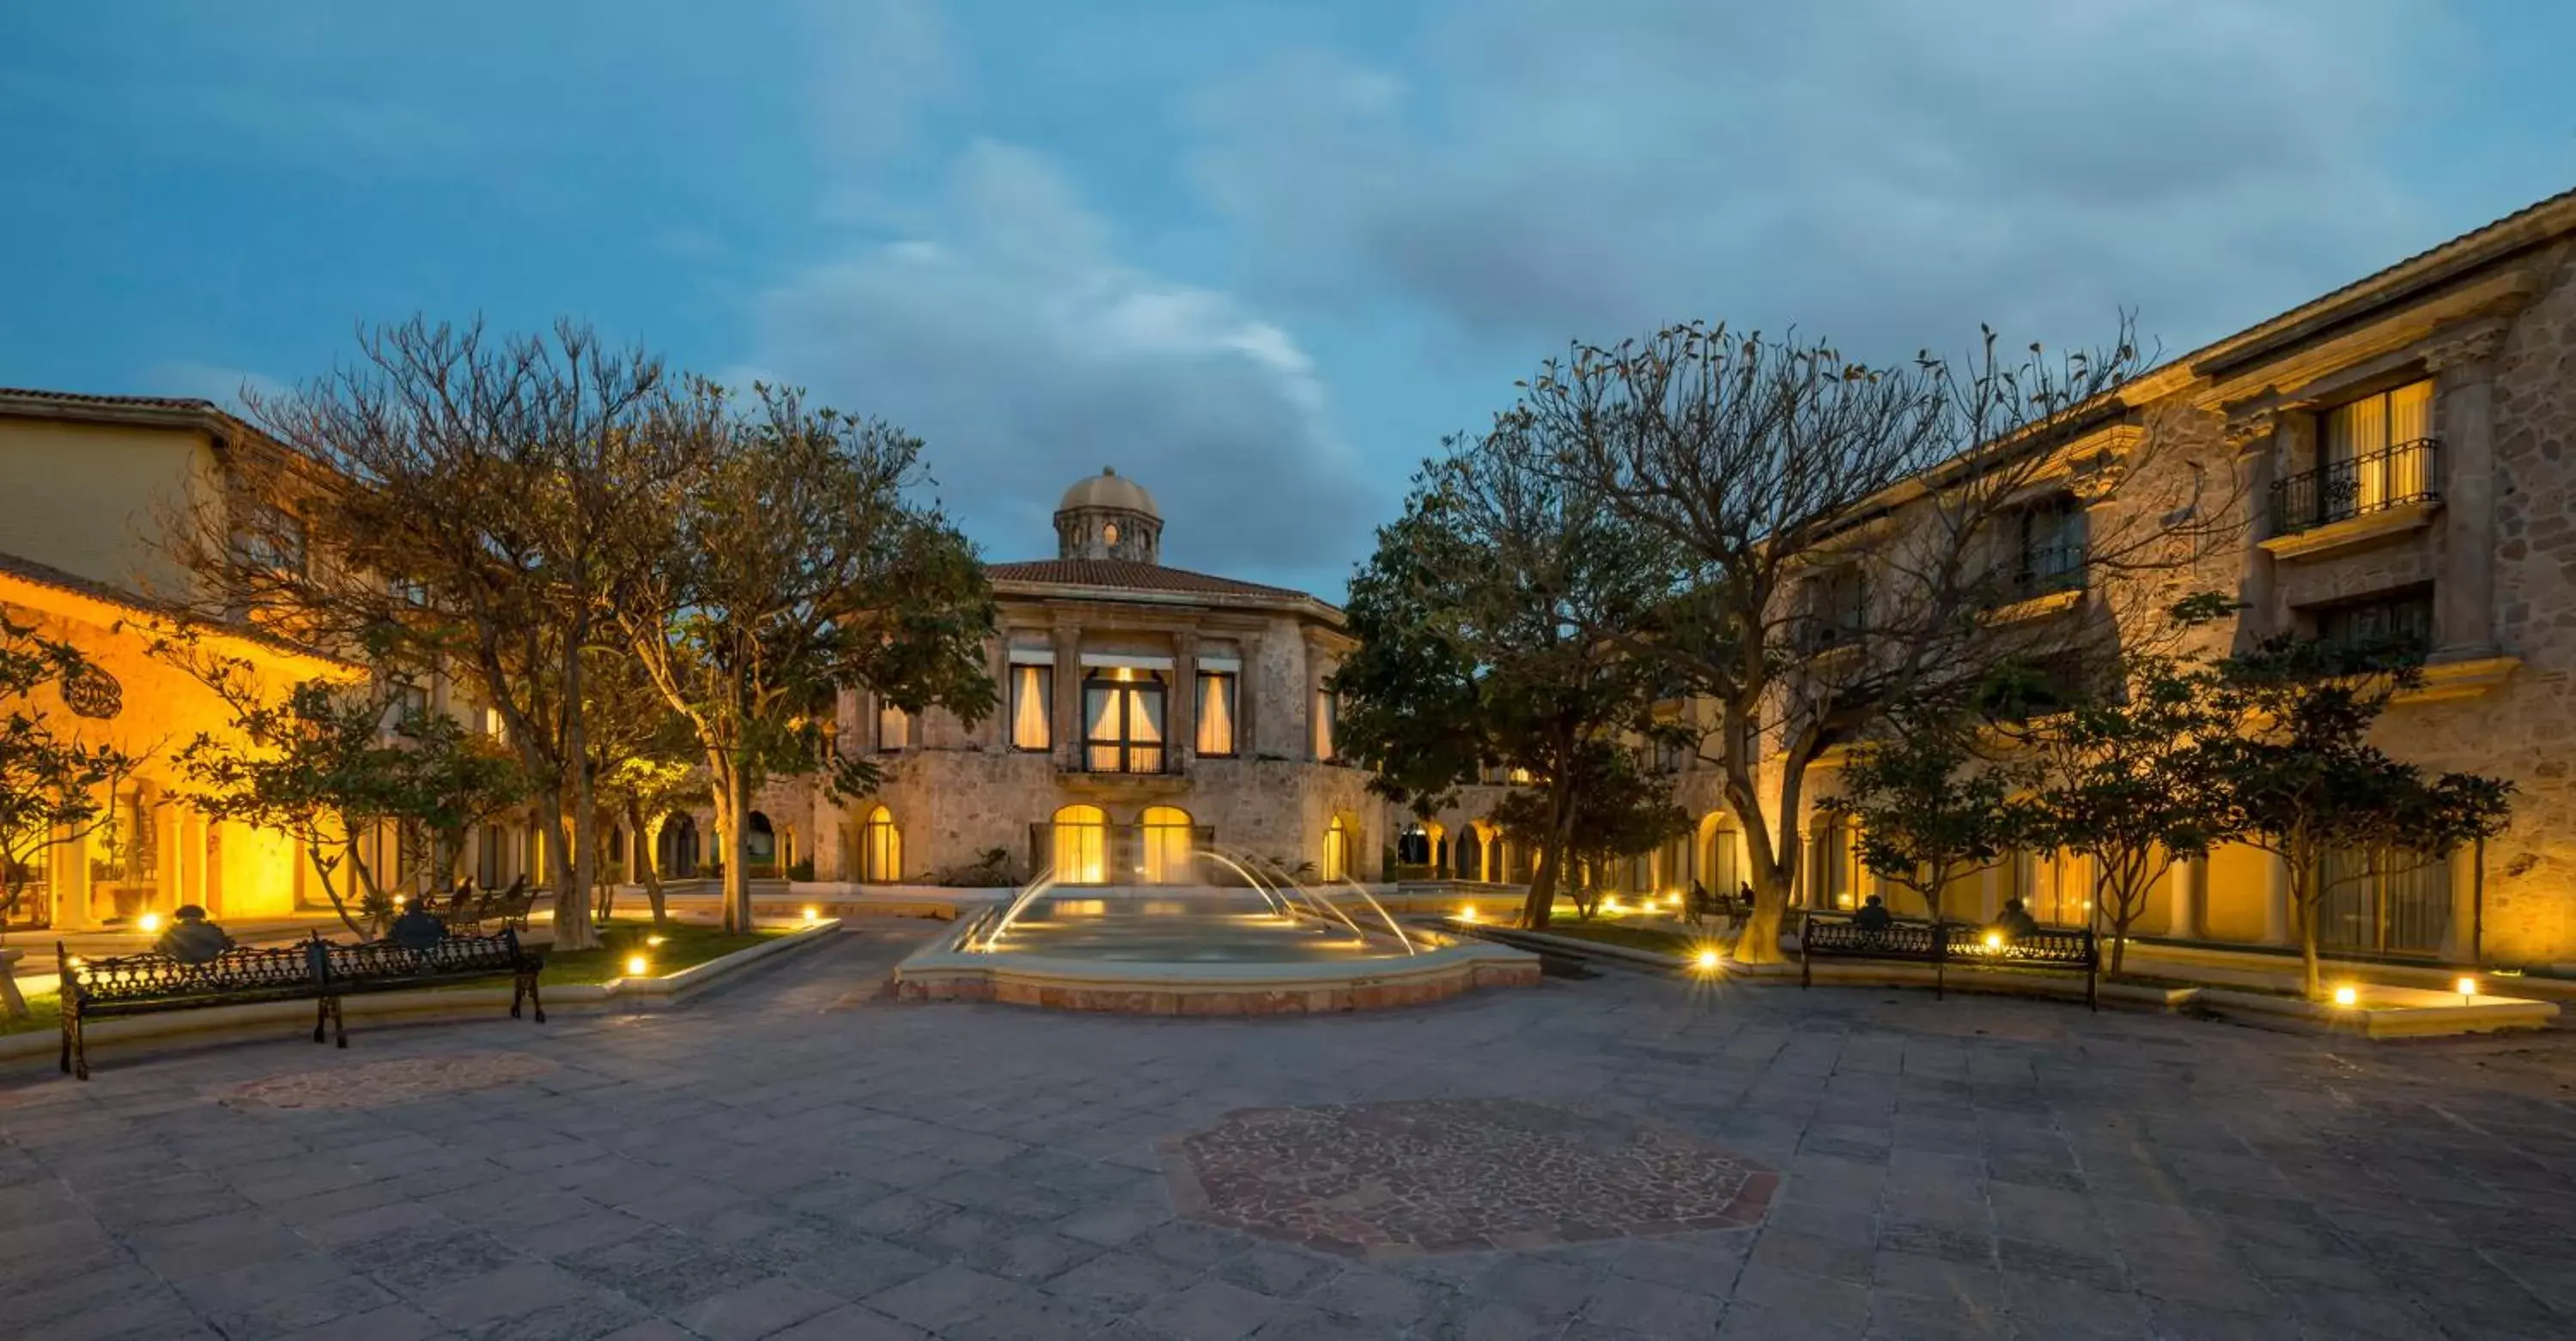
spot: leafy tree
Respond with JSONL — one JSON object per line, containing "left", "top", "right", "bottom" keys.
{"left": 582, "top": 647, "right": 700, "bottom": 927}
{"left": 2201, "top": 635, "right": 2513, "bottom": 998}
{"left": 1490, "top": 737, "right": 1688, "bottom": 919}
{"left": 155, "top": 634, "right": 526, "bottom": 938}
{"left": 2008, "top": 595, "right": 2238, "bottom": 974}
{"left": 1536, "top": 319, "right": 2229, "bottom": 962}
{"left": 613, "top": 382, "right": 995, "bottom": 932}
{"left": 1822, "top": 714, "right": 2019, "bottom": 931}
{"left": 1333, "top": 419, "right": 1680, "bottom": 928}
{"left": 0, "top": 616, "right": 137, "bottom": 1010}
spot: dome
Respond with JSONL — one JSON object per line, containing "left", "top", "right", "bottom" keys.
{"left": 1057, "top": 467, "right": 1159, "bottom": 519}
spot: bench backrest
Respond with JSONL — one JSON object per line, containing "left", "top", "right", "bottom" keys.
{"left": 1971, "top": 925, "right": 2096, "bottom": 966}
{"left": 62, "top": 942, "right": 324, "bottom": 1009}
{"left": 1801, "top": 913, "right": 1946, "bottom": 958}
{"left": 314, "top": 929, "right": 526, "bottom": 986}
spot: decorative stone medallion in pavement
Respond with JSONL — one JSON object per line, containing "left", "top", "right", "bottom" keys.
{"left": 225, "top": 1050, "right": 556, "bottom": 1110}
{"left": 1160, "top": 1097, "right": 1778, "bottom": 1259}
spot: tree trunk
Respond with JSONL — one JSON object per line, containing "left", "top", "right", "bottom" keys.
{"left": 714, "top": 764, "right": 753, "bottom": 934}
{"left": 306, "top": 843, "right": 368, "bottom": 938}
{"left": 540, "top": 790, "right": 601, "bottom": 951}
{"left": 629, "top": 798, "right": 667, "bottom": 928}
{"left": 2287, "top": 842, "right": 2321, "bottom": 999}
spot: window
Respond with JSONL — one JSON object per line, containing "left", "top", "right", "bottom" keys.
{"left": 2322, "top": 379, "right": 2435, "bottom": 514}
{"left": 1103, "top": 522, "right": 1121, "bottom": 546}
{"left": 877, "top": 699, "right": 910, "bottom": 752}
{"left": 1009, "top": 664, "right": 1052, "bottom": 751}
{"left": 1703, "top": 816, "right": 1742, "bottom": 899}
{"left": 2314, "top": 589, "right": 2433, "bottom": 660}
{"left": 1083, "top": 669, "right": 1166, "bottom": 773}
{"left": 1194, "top": 671, "right": 1237, "bottom": 756}
{"left": 745, "top": 812, "right": 777, "bottom": 871}
{"left": 1312, "top": 689, "right": 1338, "bottom": 761}
{"left": 1141, "top": 806, "right": 1194, "bottom": 884}
{"left": 1321, "top": 816, "right": 1352, "bottom": 883}
{"left": 1051, "top": 804, "right": 1108, "bottom": 884}
{"left": 1807, "top": 566, "right": 1866, "bottom": 648}
{"left": 384, "top": 682, "right": 429, "bottom": 731}
{"left": 237, "top": 505, "right": 307, "bottom": 575}
{"left": 1977, "top": 652, "right": 2091, "bottom": 722}
{"left": 860, "top": 806, "right": 901, "bottom": 883}
{"left": 2001, "top": 496, "right": 2088, "bottom": 603}
{"left": 2318, "top": 844, "right": 2450, "bottom": 956}
{"left": 481, "top": 706, "right": 508, "bottom": 742}
{"left": 2013, "top": 848, "right": 2090, "bottom": 925}
{"left": 1806, "top": 811, "right": 1860, "bottom": 908}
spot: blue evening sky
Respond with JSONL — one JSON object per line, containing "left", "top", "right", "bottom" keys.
{"left": 3, "top": 1, "right": 2571, "bottom": 598}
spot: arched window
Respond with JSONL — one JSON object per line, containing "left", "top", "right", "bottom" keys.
{"left": 1052, "top": 804, "right": 1108, "bottom": 884}
{"left": 1140, "top": 806, "right": 1194, "bottom": 884}
{"left": 1321, "top": 816, "right": 1352, "bottom": 883}
{"left": 1807, "top": 811, "right": 1862, "bottom": 909}
{"left": 745, "top": 811, "right": 777, "bottom": 873}
{"left": 1700, "top": 813, "right": 1742, "bottom": 899}
{"left": 860, "top": 805, "right": 901, "bottom": 884}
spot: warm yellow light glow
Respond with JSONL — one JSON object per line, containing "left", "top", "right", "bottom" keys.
{"left": 1694, "top": 948, "right": 1722, "bottom": 974}
{"left": 137, "top": 913, "right": 163, "bottom": 934}
{"left": 2332, "top": 985, "right": 2359, "bottom": 1008}
{"left": 1983, "top": 931, "right": 2004, "bottom": 951}
{"left": 2457, "top": 976, "right": 2478, "bottom": 999}
{"left": 1456, "top": 906, "right": 1480, "bottom": 923}
{"left": 646, "top": 936, "right": 665, "bottom": 947}
{"left": 1603, "top": 897, "right": 1625, "bottom": 915}
{"left": 802, "top": 906, "right": 820, "bottom": 925}
{"left": 625, "top": 955, "right": 650, "bottom": 978}
{"left": 392, "top": 894, "right": 408, "bottom": 907}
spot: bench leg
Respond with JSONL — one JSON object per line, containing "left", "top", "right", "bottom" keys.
{"left": 58, "top": 1004, "right": 73, "bottom": 1077}
{"left": 522, "top": 972, "right": 545, "bottom": 1025}
{"left": 68, "top": 1010, "right": 88, "bottom": 1082}
{"left": 313, "top": 997, "right": 330, "bottom": 1044}
{"left": 331, "top": 996, "right": 348, "bottom": 1048}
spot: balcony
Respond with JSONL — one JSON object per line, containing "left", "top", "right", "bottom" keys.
{"left": 1058, "top": 746, "right": 1190, "bottom": 796}
{"left": 1980, "top": 544, "right": 2087, "bottom": 622}
{"left": 2265, "top": 439, "right": 2442, "bottom": 561}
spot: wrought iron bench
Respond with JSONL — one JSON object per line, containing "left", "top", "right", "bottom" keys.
{"left": 1797, "top": 909, "right": 2096, "bottom": 1007}
{"left": 58, "top": 930, "right": 544, "bottom": 1080}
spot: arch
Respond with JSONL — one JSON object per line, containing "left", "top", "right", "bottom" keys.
{"left": 860, "top": 805, "right": 902, "bottom": 884}
{"left": 1052, "top": 804, "right": 1108, "bottom": 884}
{"left": 656, "top": 814, "right": 700, "bottom": 880}
{"left": 1698, "top": 810, "right": 1744, "bottom": 900}
{"left": 1321, "top": 814, "right": 1355, "bottom": 883}
{"left": 745, "top": 810, "right": 778, "bottom": 872}
{"left": 1140, "top": 805, "right": 1194, "bottom": 884}
{"left": 1807, "top": 810, "right": 1862, "bottom": 909}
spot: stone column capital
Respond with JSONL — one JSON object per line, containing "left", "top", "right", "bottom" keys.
{"left": 2222, "top": 407, "right": 2282, "bottom": 457}
{"left": 2422, "top": 324, "right": 2505, "bottom": 376}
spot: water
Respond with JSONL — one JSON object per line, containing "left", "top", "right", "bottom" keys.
{"left": 972, "top": 848, "right": 1422, "bottom": 962}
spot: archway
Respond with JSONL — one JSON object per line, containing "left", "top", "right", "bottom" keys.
{"left": 860, "top": 805, "right": 902, "bottom": 884}
{"left": 745, "top": 810, "right": 777, "bottom": 875}
{"left": 1698, "top": 811, "right": 1743, "bottom": 900}
{"left": 656, "top": 814, "right": 700, "bottom": 880}
{"left": 1321, "top": 815, "right": 1355, "bottom": 883}
{"left": 1052, "top": 804, "right": 1107, "bottom": 884}
{"left": 1140, "top": 805, "right": 1194, "bottom": 884}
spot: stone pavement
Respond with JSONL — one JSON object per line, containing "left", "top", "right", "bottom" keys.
{"left": 4, "top": 922, "right": 2574, "bottom": 1341}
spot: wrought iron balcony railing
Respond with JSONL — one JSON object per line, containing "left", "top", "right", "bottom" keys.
{"left": 1981, "top": 543, "right": 2088, "bottom": 609}
{"left": 2270, "top": 438, "right": 2440, "bottom": 537}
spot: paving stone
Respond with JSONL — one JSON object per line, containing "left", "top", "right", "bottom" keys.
{"left": 665, "top": 1276, "right": 847, "bottom": 1341}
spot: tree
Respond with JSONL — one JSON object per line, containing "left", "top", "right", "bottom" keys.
{"left": 2008, "top": 595, "right": 2238, "bottom": 975}
{"left": 1490, "top": 737, "right": 1688, "bottom": 919}
{"left": 1334, "top": 421, "right": 1680, "bottom": 928}
{"left": 1822, "top": 714, "right": 2018, "bottom": 933}
{"left": 613, "top": 382, "right": 995, "bottom": 932}
{"left": 586, "top": 645, "right": 702, "bottom": 927}
{"left": 165, "top": 317, "right": 690, "bottom": 951}
{"left": 1537, "top": 319, "right": 2231, "bottom": 962}
{"left": 0, "top": 616, "right": 137, "bottom": 1013}
{"left": 155, "top": 634, "right": 527, "bottom": 938}
{"left": 2201, "top": 635, "right": 2512, "bottom": 999}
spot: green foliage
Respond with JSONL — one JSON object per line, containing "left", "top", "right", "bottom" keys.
{"left": 1489, "top": 739, "right": 1688, "bottom": 919}
{"left": 0, "top": 615, "right": 137, "bottom": 969}
{"left": 2200, "top": 634, "right": 2513, "bottom": 997}
{"left": 1823, "top": 718, "right": 2016, "bottom": 924}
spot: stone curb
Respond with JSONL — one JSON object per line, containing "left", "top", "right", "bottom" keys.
{"left": 0, "top": 919, "right": 844, "bottom": 1071}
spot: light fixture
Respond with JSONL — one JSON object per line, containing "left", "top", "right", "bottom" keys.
{"left": 2331, "top": 985, "right": 2359, "bottom": 1008}
{"left": 1456, "top": 906, "right": 1479, "bottom": 923}
{"left": 646, "top": 936, "right": 665, "bottom": 947}
{"left": 1694, "top": 948, "right": 1722, "bottom": 974}
{"left": 625, "top": 955, "right": 649, "bottom": 978}
{"left": 2456, "top": 975, "right": 2477, "bottom": 1003}
{"left": 1983, "top": 931, "right": 2004, "bottom": 952}
{"left": 137, "top": 912, "right": 162, "bottom": 934}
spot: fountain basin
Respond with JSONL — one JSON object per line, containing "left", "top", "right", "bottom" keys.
{"left": 891, "top": 891, "right": 1540, "bottom": 1015}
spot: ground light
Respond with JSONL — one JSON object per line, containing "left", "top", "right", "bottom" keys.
{"left": 1455, "top": 906, "right": 1480, "bottom": 923}
{"left": 137, "top": 912, "right": 162, "bottom": 934}
{"left": 802, "top": 906, "right": 820, "bottom": 925}
{"left": 2332, "top": 985, "right": 2360, "bottom": 1008}
{"left": 1694, "top": 948, "right": 1722, "bottom": 974}
{"left": 624, "top": 954, "right": 649, "bottom": 978}
{"left": 1982, "top": 931, "right": 2004, "bottom": 952}
{"left": 2458, "top": 975, "right": 2478, "bottom": 1004}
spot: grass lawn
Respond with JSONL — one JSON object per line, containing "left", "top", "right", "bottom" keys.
{"left": 1, "top": 991, "right": 61, "bottom": 1037}
{"left": 526, "top": 919, "right": 787, "bottom": 986}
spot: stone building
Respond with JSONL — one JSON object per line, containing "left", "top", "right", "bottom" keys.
{"left": 1401, "top": 185, "right": 2576, "bottom": 973}
{"left": 746, "top": 468, "right": 1379, "bottom": 889}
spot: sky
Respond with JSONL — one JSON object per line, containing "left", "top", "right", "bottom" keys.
{"left": 3, "top": 1, "right": 2572, "bottom": 599}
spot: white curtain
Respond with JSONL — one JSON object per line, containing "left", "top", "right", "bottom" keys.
{"left": 878, "top": 703, "right": 909, "bottom": 750}
{"left": 1011, "top": 666, "right": 1051, "bottom": 750}
{"left": 1085, "top": 683, "right": 1120, "bottom": 770}
{"left": 1195, "top": 674, "right": 1235, "bottom": 755}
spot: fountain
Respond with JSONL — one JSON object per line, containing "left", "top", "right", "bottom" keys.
{"left": 891, "top": 846, "right": 1540, "bottom": 1015}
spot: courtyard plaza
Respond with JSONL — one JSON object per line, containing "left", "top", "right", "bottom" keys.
{"left": 4, "top": 922, "right": 2574, "bottom": 1341}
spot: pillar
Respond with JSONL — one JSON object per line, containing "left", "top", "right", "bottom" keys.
{"left": 2428, "top": 325, "right": 2504, "bottom": 656}
{"left": 1051, "top": 624, "right": 1082, "bottom": 768}
{"left": 1172, "top": 630, "right": 1199, "bottom": 769}
{"left": 2166, "top": 856, "right": 2203, "bottom": 940}
{"left": 2227, "top": 410, "right": 2284, "bottom": 641}
{"left": 1237, "top": 630, "right": 1264, "bottom": 759}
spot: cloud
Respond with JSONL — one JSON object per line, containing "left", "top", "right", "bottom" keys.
{"left": 1190, "top": 0, "right": 2461, "bottom": 364}
{"left": 735, "top": 140, "right": 1374, "bottom": 593}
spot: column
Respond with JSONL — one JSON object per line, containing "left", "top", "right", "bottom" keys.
{"left": 2227, "top": 410, "right": 2283, "bottom": 640}
{"left": 2166, "top": 856, "right": 2203, "bottom": 940}
{"left": 1237, "top": 631, "right": 1264, "bottom": 760}
{"left": 1051, "top": 624, "right": 1081, "bottom": 768}
{"left": 2428, "top": 325, "right": 2504, "bottom": 656}
{"left": 57, "top": 824, "right": 97, "bottom": 931}
{"left": 1171, "top": 630, "right": 1199, "bottom": 770}
{"left": 2262, "top": 851, "right": 2291, "bottom": 945}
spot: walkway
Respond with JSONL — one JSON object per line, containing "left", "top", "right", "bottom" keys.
{"left": 4, "top": 922, "right": 2573, "bottom": 1339}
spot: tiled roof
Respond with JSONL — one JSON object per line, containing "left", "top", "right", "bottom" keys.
{"left": 986, "top": 558, "right": 1319, "bottom": 603}
{"left": 0, "top": 386, "right": 222, "bottom": 412}
{"left": 0, "top": 549, "right": 183, "bottom": 618}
